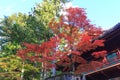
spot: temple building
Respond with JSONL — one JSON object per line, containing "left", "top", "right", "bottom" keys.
{"left": 85, "top": 23, "right": 120, "bottom": 80}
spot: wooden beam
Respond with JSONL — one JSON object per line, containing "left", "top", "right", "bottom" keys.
{"left": 85, "top": 62, "right": 120, "bottom": 76}
{"left": 116, "top": 65, "right": 120, "bottom": 69}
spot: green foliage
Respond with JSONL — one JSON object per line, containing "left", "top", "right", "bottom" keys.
{"left": 0, "top": 55, "right": 40, "bottom": 80}
{"left": 1, "top": 42, "right": 21, "bottom": 56}
{"left": 0, "top": 72, "right": 20, "bottom": 80}
{"left": 0, "top": 0, "right": 69, "bottom": 54}
{"left": 0, "top": 13, "right": 38, "bottom": 44}
{"left": 0, "top": 55, "right": 22, "bottom": 79}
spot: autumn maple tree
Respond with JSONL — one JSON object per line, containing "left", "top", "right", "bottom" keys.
{"left": 17, "top": 7, "right": 107, "bottom": 74}
{"left": 49, "top": 7, "right": 107, "bottom": 73}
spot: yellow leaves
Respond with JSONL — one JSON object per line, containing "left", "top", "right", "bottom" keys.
{"left": 0, "top": 62, "right": 8, "bottom": 69}
{"left": 0, "top": 55, "right": 22, "bottom": 72}
{"left": 9, "top": 13, "right": 27, "bottom": 27}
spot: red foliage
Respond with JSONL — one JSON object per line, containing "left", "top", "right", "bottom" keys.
{"left": 75, "top": 61, "right": 103, "bottom": 74}
{"left": 51, "top": 7, "right": 106, "bottom": 73}
{"left": 92, "top": 50, "right": 107, "bottom": 58}
{"left": 65, "top": 7, "right": 89, "bottom": 27}
{"left": 17, "top": 37, "right": 58, "bottom": 69}
{"left": 93, "top": 40, "right": 105, "bottom": 47}
{"left": 23, "top": 42, "right": 39, "bottom": 51}
{"left": 71, "top": 51, "right": 81, "bottom": 55}
{"left": 17, "top": 7, "right": 106, "bottom": 72}
{"left": 72, "top": 55, "right": 87, "bottom": 63}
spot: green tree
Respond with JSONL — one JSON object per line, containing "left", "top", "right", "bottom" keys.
{"left": 0, "top": 55, "right": 40, "bottom": 80}
{"left": 0, "top": 0, "right": 68, "bottom": 54}
{"left": 0, "top": 0, "right": 71, "bottom": 79}
{"left": 0, "top": 13, "right": 33, "bottom": 55}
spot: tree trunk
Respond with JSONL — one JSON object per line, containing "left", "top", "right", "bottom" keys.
{"left": 21, "top": 62, "right": 24, "bottom": 80}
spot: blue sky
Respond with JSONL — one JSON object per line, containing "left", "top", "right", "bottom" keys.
{"left": 0, "top": 0, "right": 42, "bottom": 18}
{"left": 0, "top": 0, "right": 120, "bottom": 30}
{"left": 71, "top": 0, "right": 120, "bottom": 30}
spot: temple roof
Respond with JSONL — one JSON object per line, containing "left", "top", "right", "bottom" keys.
{"left": 82, "top": 23, "right": 120, "bottom": 61}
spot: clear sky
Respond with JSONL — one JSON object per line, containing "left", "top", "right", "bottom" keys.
{"left": 0, "top": 0, "right": 42, "bottom": 18}
{"left": 0, "top": 0, "right": 120, "bottom": 30}
{"left": 71, "top": 0, "right": 120, "bottom": 30}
